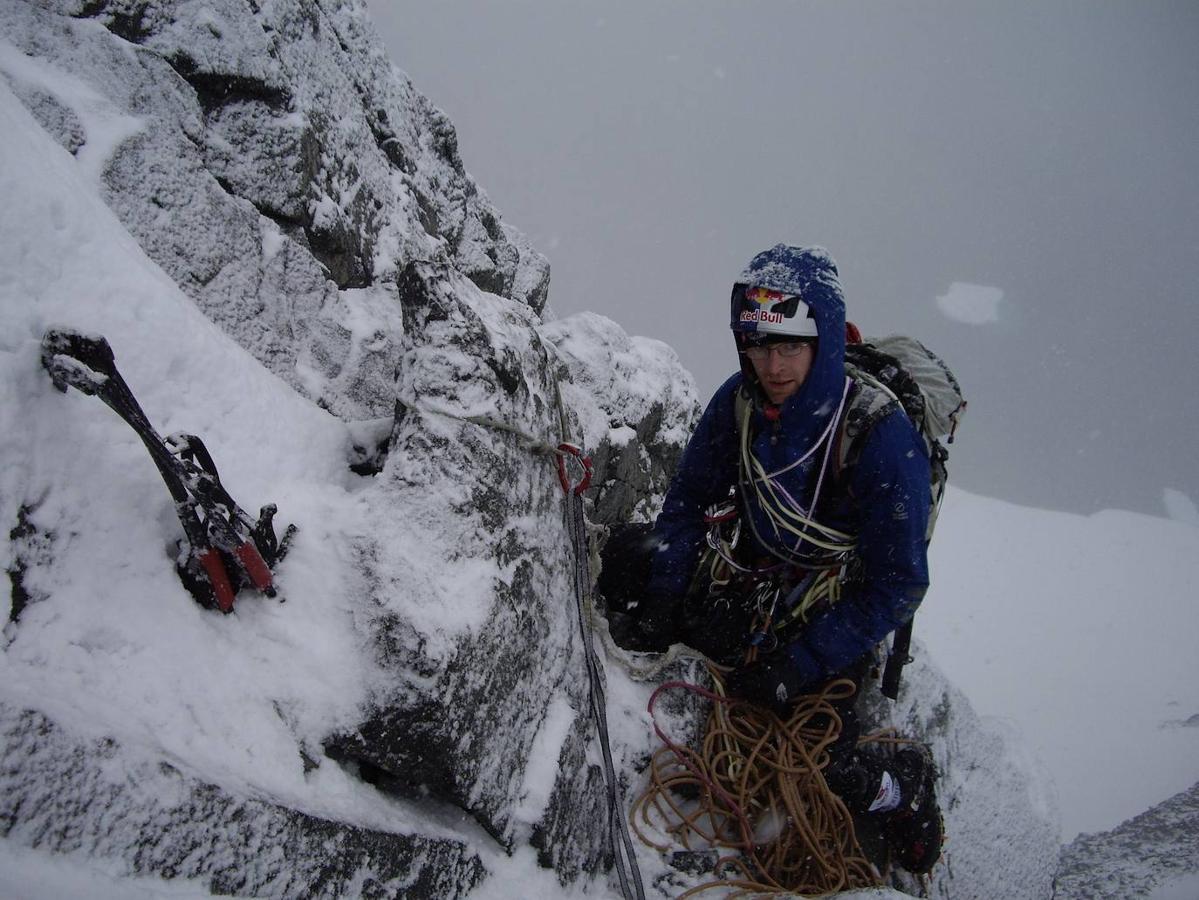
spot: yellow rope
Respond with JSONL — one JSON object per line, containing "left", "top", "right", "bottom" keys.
{"left": 633, "top": 669, "right": 884, "bottom": 897}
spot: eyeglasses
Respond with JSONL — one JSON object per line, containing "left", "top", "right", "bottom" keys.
{"left": 741, "top": 341, "right": 815, "bottom": 362}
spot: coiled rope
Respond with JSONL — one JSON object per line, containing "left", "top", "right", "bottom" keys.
{"left": 633, "top": 670, "right": 883, "bottom": 898}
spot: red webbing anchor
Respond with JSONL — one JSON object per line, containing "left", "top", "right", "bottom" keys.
{"left": 556, "top": 442, "right": 593, "bottom": 496}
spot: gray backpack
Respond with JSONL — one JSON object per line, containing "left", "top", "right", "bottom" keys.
{"left": 840, "top": 334, "right": 967, "bottom": 538}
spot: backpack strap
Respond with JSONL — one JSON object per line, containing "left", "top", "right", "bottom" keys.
{"left": 832, "top": 376, "right": 916, "bottom": 702}
{"left": 833, "top": 376, "right": 901, "bottom": 485}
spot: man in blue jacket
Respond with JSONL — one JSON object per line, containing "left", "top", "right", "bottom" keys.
{"left": 601, "top": 244, "right": 942, "bottom": 874}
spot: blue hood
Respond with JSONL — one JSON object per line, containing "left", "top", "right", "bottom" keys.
{"left": 736, "top": 245, "right": 847, "bottom": 432}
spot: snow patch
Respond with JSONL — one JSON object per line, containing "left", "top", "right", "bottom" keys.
{"left": 0, "top": 37, "right": 146, "bottom": 183}
{"left": 935, "top": 281, "right": 1004, "bottom": 325}
{"left": 1162, "top": 487, "right": 1199, "bottom": 527}
{"left": 514, "top": 696, "right": 577, "bottom": 828}
{"left": 920, "top": 486, "right": 1199, "bottom": 839}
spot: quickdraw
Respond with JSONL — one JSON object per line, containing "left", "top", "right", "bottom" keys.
{"left": 700, "top": 499, "right": 848, "bottom": 650}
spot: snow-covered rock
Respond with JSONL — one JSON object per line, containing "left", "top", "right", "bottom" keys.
{"left": 0, "top": 0, "right": 548, "bottom": 421}
{"left": 0, "top": 704, "right": 486, "bottom": 898}
{"left": 0, "top": 10, "right": 692, "bottom": 889}
{"left": 542, "top": 311, "right": 699, "bottom": 526}
{"left": 1054, "top": 781, "right": 1199, "bottom": 900}
{"left": 321, "top": 259, "right": 612, "bottom": 869}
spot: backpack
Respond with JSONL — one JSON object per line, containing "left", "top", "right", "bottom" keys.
{"left": 840, "top": 333, "right": 967, "bottom": 539}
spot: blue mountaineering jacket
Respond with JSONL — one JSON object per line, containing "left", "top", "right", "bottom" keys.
{"left": 646, "top": 250, "right": 931, "bottom": 690}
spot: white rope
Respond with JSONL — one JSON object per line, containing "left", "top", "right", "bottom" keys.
{"left": 739, "top": 378, "right": 857, "bottom": 560}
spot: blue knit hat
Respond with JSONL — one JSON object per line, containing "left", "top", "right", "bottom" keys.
{"left": 737, "top": 244, "right": 841, "bottom": 296}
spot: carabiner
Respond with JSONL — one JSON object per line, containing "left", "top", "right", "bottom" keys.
{"left": 556, "top": 442, "right": 593, "bottom": 496}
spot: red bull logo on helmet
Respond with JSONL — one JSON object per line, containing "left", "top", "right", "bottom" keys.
{"left": 746, "top": 286, "right": 791, "bottom": 308}
{"left": 739, "top": 286, "right": 798, "bottom": 325}
{"left": 739, "top": 308, "right": 785, "bottom": 325}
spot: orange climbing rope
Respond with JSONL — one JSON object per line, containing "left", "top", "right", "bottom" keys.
{"left": 634, "top": 670, "right": 884, "bottom": 897}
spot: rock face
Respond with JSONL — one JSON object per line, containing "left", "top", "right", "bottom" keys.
{"left": 1054, "top": 781, "right": 1199, "bottom": 899}
{"left": 0, "top": 704, "right": 487, "bottom": 898}
{"left": 320, "top": 263, "right": 700, "bottom": 878}
{"left": 1, "top": 0, "right": 548, "bottom": 420}
{"left": 1, "top": 1, "right": 698, "bottom": 892}
{"left": 324, "top": 260, "right": 611, "bottom": 864}
{"left": 543, "top": 312, "right": 700, "bottom": 526}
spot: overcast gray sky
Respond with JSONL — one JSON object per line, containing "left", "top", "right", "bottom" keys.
{"left": 366, "top": 0, "right": 1199, "bottom": 517}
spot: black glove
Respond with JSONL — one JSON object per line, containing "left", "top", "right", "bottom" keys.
{"left": 606, "top": 610, "right": 675, "bottom": 653}
{"left": 723, "top": 652, "right": 809, "bottom": 715}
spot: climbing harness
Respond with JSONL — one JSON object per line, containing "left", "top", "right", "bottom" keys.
{"left": 700, "top": 507, "right": 848, "bottom": 643}
{"left": 40, "top": 328, "right": 294, "bottom": 613}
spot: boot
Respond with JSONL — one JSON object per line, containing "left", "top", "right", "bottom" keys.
{"left": 879, "top": 746, "right": 944, "bottom": 875}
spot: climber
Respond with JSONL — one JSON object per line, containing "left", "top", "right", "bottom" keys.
{"left": 600, "top": 244, "right": 943, "bottom": 874}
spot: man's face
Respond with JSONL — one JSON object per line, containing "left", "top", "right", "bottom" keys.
{"left": 748, "top": 341, "right": 816, "bottom": 405}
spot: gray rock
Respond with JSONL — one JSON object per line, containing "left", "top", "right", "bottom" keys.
{"left": 1055, "top": 781, "right": 1199, "bottom": 899}
{"left": 317, "top": 262, "right": 702, "bottom": 886}
{"left": 5, "top": 504, "right": 55, "bottom": 628}
{"left": 541, "top": 311, "right": 701, "bottom": 526}
{"left": 0, "top": 703, "right": 486, "bottom": 898}
{"left": 1, "top": 0, "right": 549, "bottom": 421}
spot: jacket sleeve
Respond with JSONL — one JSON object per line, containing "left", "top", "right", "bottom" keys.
{"left": 780, "top": 408, "right": 932, "bottom": 684}
{"left": 643, "top": 377, "right": 742, "bottom": 610}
